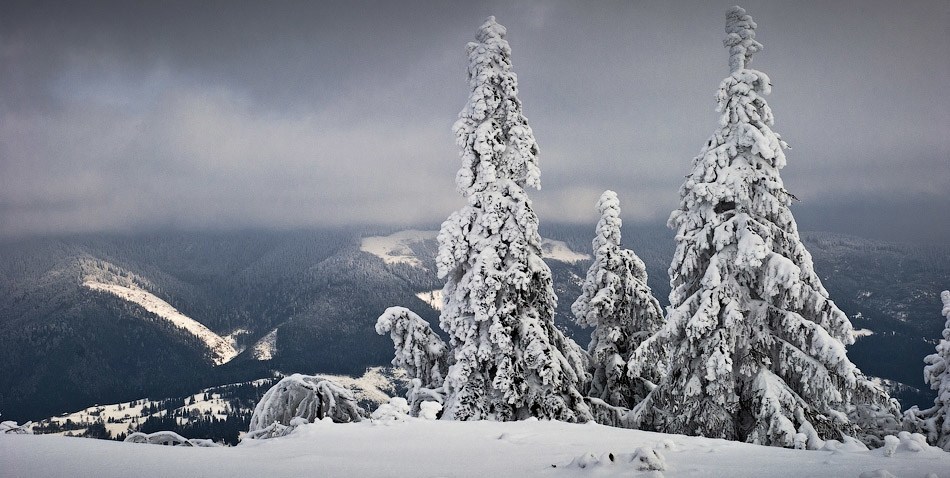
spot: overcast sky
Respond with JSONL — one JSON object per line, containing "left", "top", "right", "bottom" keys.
{"left": 1, "top": 0, "right": 947, "bottom": 242}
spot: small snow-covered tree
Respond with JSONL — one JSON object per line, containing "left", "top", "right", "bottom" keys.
{"left": 904, "top": 290, "right": 950, "bottom": 451}
{"left": 247, "top": 374, "right": 364, "bottom": 437}
{"left": 436, "top": 16, "right": 591, "bottom": 422}
{"left": 375, "top": 306, "right": 449, "bottom": 415}
{"left": 627, "top": 6, "right": 898, "bottom": 448}
{"left": 572, "top": 190, "right": 664, "bottom": 409}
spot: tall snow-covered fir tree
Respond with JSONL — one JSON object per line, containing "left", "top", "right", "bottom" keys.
{"left": 904, "top": 291, "right": 950, "bottom": 451}
{"left": 627, "top": 6, "right": 898, "bottom": 448}
{"left": 436, "top": 16, "right": 592, "bottom": 422}
{"left": 572, "top": 190, "right": 664, "bottom": 409}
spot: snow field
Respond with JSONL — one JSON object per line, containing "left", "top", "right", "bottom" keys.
{"left": 4, "top": 419, "right": 948, "bottom": 478}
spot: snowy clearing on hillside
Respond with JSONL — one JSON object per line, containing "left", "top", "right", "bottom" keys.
{"left": 360, "top": 230, "right": 436, "bottom": 268}
{"left": 361, "top": 230, "right": 590, "bottom": 269}
{"left": 540, "top": 238, "right": 590, "bottom": 264}
{"left": 3, "top": 419, "right": 948, "bottom": 477}
{"left": 33, "top": 379, "right": 272, "bottom": 439}
{"left": 251, "top": 328, "right": 278, "bottom": 360}
{"left": 415, "top": 289, "right": 443, "bottom": 311}
{"left": 83, "top": 281, "right": 238, "bottom": 365}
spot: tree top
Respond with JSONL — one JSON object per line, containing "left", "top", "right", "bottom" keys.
{"left": 724, "top": 6, "right": 763, "bottom": 73}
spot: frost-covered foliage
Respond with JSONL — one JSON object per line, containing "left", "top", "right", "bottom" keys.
{"left": 375, "top": 307, "right": 449, "bottom": 415}
{"left": 371, "top": 397, "right": 412, "bottom": 423}
{"left": 247, "top": 374, "right": 364, "bottom": 437}
{"left": 435, "top": 16, "right": 591, "bottom": 422}
{"left": 572, "top": 191, "right": 664, "bottom": 409}
{"left": 125, "top": 430, "right": 220, "bottom": 447}
{"left": 903, "top": 290, "right": 950, "bottom": 451}
{"left": 627, "top": 6, "right": 898, "bottom": 448}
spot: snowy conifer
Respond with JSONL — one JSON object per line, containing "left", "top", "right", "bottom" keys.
{"left": 436, "top": 16, "right": 591, "bottom": 422}
{"left": 572, "top": 190, "right": 664, "bottom": 409}
{"left": 904, "top": 291, "right": 950, "bottom": 451}
{"left": 627, "top": 6, "right": 898, "bottom": 448}
{"left": 375, "top": 307, "right": 449, "bottom": 415}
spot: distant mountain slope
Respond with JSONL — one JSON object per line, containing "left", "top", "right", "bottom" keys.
{"left": 1, "top": 225, "right": 946, "bottom": 422}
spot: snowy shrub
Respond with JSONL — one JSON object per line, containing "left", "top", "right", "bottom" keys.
{"left": 375, "top": 307, "right": 449, "bottom": 415}
{"left": 903, "top": 290, "right": 950, "bottom": 451}
{"left": 626, "top": 6, "right": 898, "bottom": 448}
{"left": 124, "top": 430, "right": 220, "bottom": 447}
{"left": 371, "top": 397, "right": 412, "bottom": 423}
{"left": 573, "top": 190, "right": 664, "bottom": 411}
{"left": 247, "top": 374, "right": 364, "bottom": 437}
{"left": 435, "top": 16, "right": 591, "bottom": 422}
{"left": 419, "top": 401, "right": 443, "bottom": 420}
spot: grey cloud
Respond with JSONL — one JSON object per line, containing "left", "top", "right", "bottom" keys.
{"left": 1, "top": 0, "right": 947, "bottom": 241}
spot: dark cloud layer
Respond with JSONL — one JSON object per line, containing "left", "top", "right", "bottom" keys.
{"left": 1, "top": 0, "right": 947, "bottom": 242}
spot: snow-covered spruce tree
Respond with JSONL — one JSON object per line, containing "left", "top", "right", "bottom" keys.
{"left": 375, "top": 306, "right": 450, "bottom": 415}
{"left": 627, "top": 6, "right": 898, "bottom": 448}
{"left": 904, "top": 291, "right": 950, "bottom": 451}
{"left": 436, "top": 16, "right": 592, "bottom": 422}
{"left": 572, "top": 190, "right": 664, "bottom": 410}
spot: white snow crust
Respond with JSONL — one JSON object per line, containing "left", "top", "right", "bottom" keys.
{"left": 83, "top": 281, "right": 238, "bottom": 365}
{"left": 3, "top": 419, "right": 948, "bottom": 477}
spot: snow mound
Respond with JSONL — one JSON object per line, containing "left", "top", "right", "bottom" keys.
{"left": 562, "top": 447, "right": 666, "bottom": 472}
{"left": 880, "top": 431, "right": 935, "bottom": 457}
{"left": 418, "top": 401, "right": 442, "bottom": 420}
{"left": 125, "top": 431, "right": 220, "bottom": 447}
{"left": 83, "top": 280, "right": 238, "bottom": 365}
{"left": 370, "top": 397, "right": 411, "bottom": 424}
{"left": 360, "top": 230, "right": 436, "bottom": 268}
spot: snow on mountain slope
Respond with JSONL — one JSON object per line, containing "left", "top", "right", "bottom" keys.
{"left": 540, "top": 238, "right": 590, "bottom": 264}
{"left": 4, "top": 419, "right": 948, "bottom": 477}
{"left": 360, "top": 230, "right": 436, "bottom": 268}
{"left": 313, "top": 367, "right": 406, "bottom": 406}
{"left": 251, "top": 329, "right": 278, "bottom": 361}
{"left": 83, "top": 281, "right": 238, "bottom": 365}
{"left": 361, "top": 230, "right": 590, "bottom": 268}
{"left": 415, "top": 290, "right": 443, "bottom": 311}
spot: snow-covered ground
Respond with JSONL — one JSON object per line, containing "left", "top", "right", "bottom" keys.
{"left": 83, "top": 281, "right": 238, "bottom": 365}
{"left": 4, "top": 419, "right": 947, "bottom": 477}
